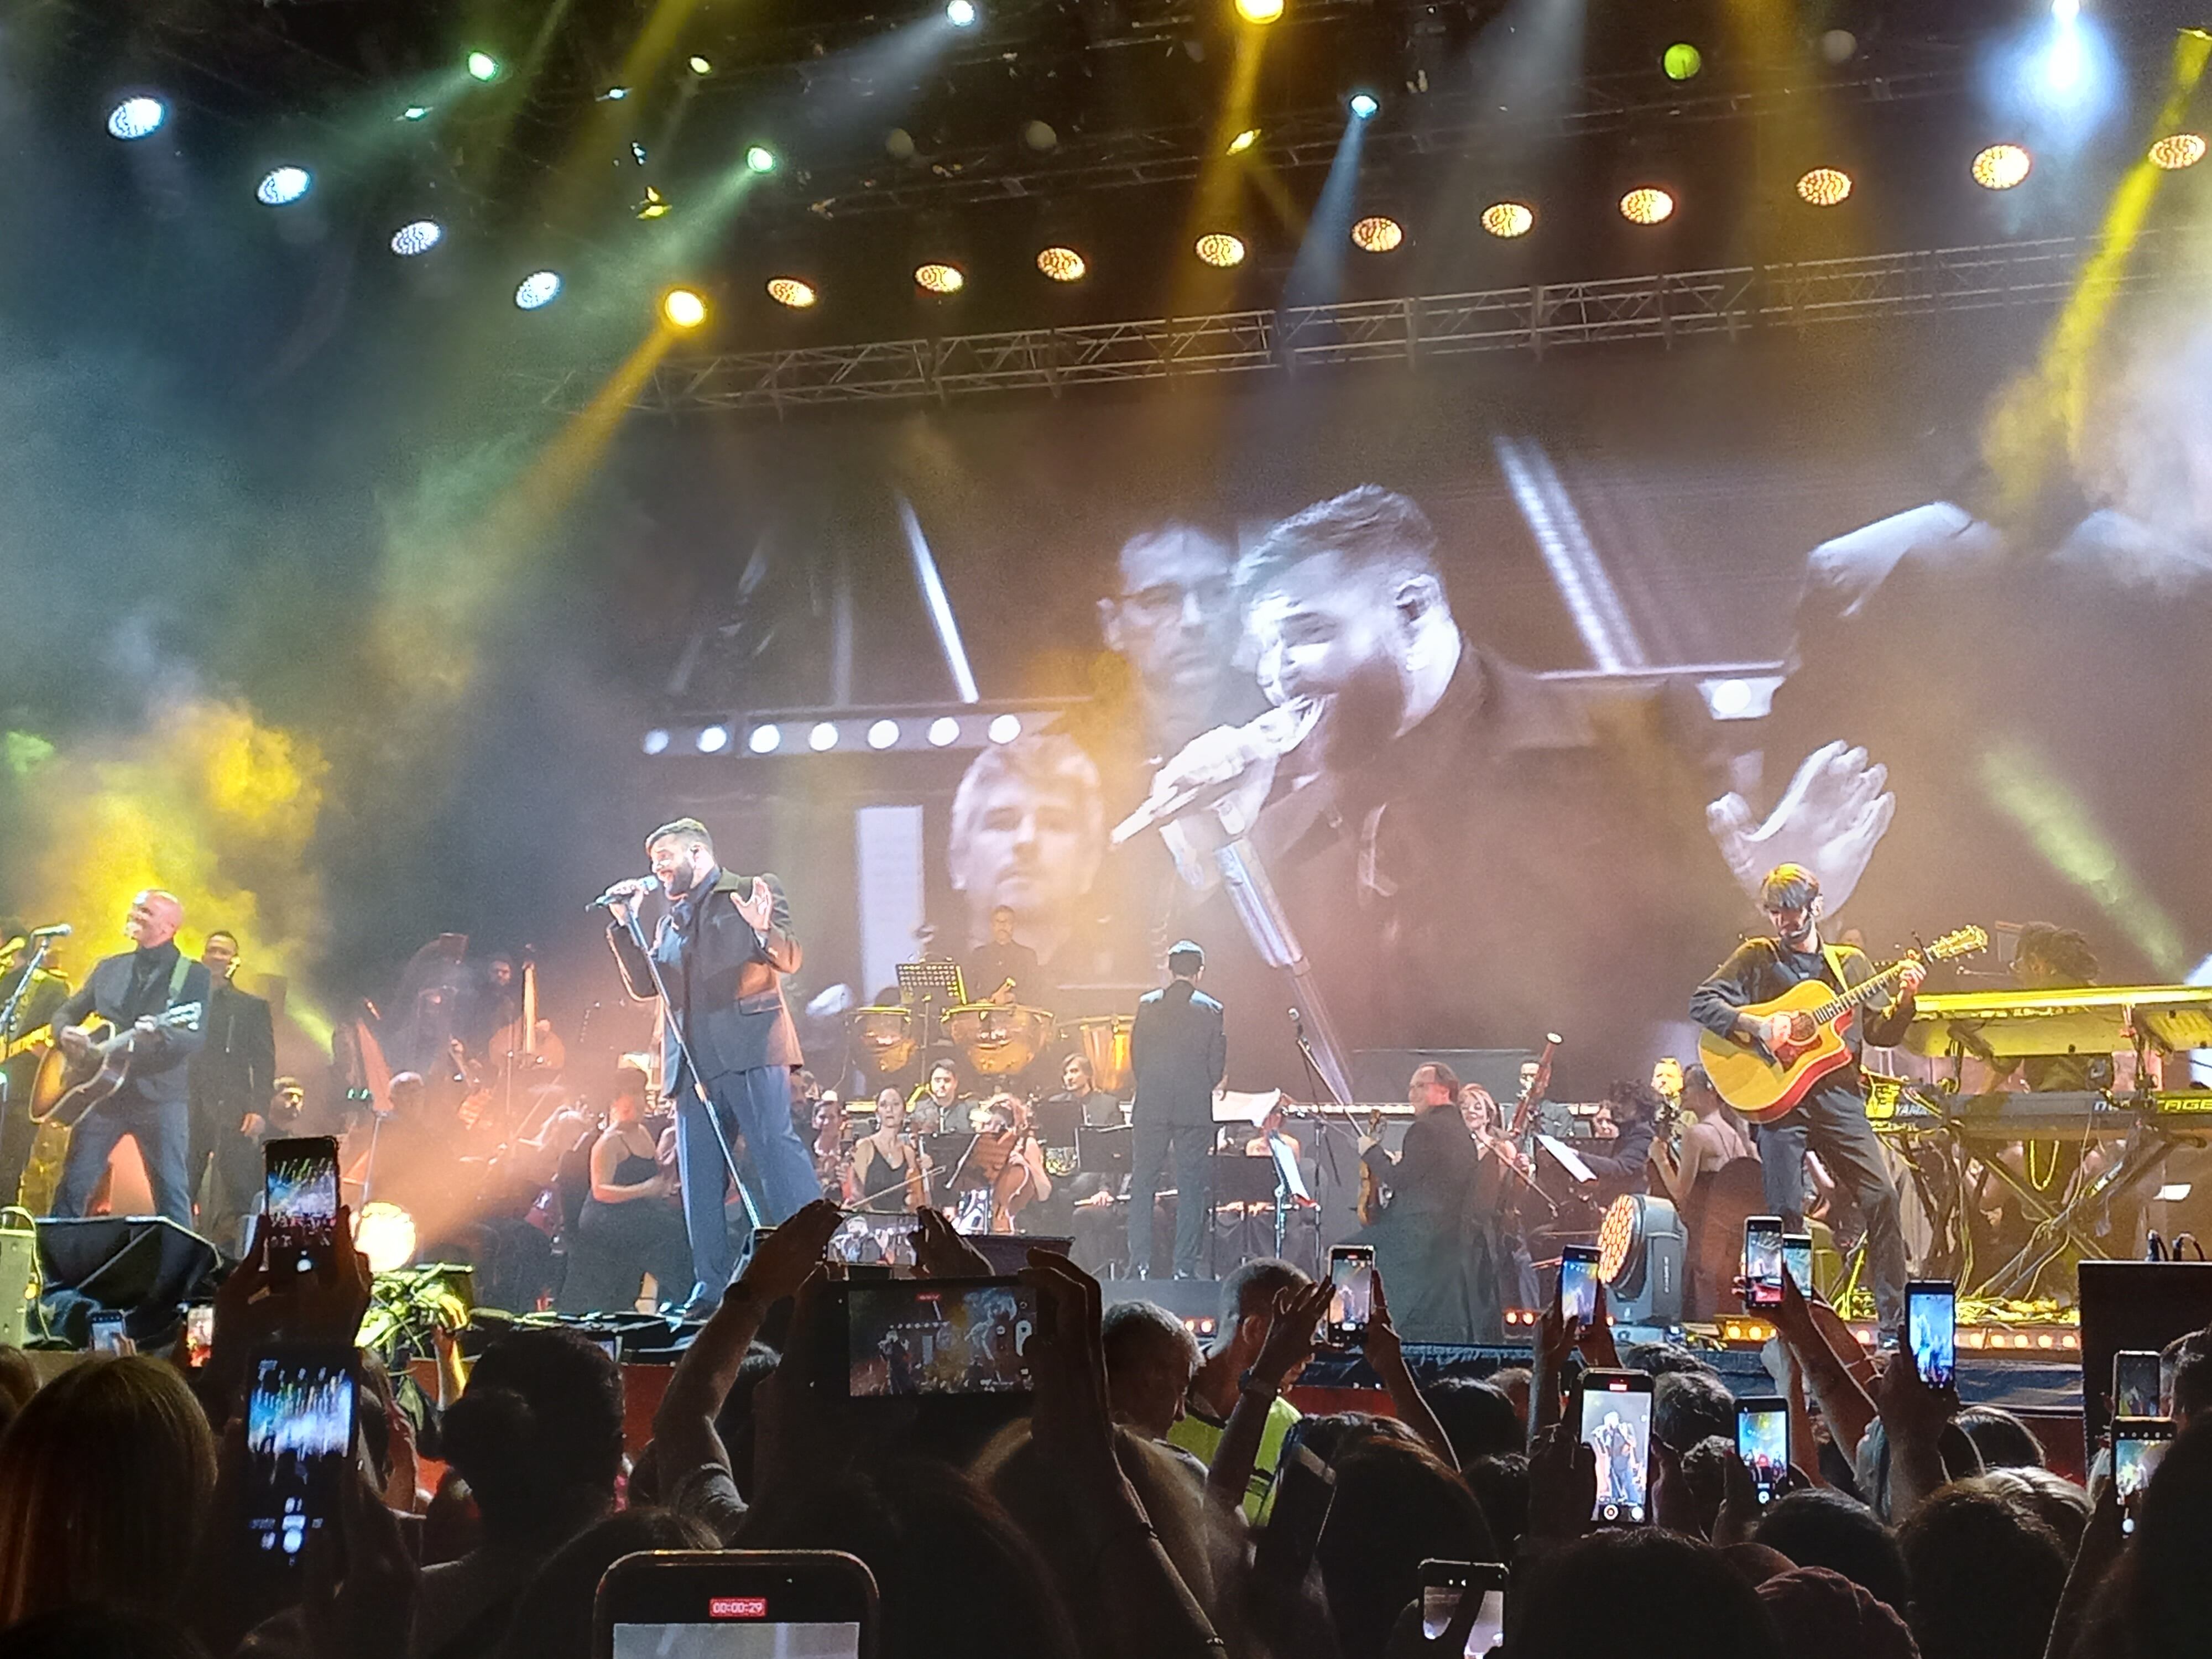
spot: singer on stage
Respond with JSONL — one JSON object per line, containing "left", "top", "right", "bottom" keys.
{"left": 602, "top": 817, "right": 823, "bottom": 1312}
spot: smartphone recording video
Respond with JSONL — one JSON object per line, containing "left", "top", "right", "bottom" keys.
{"left": 1578, "top": 1369, "right": 1653, "bottom": 1525}
{"left": 1782, "top": 1234, "right": 1814, "bottom": 1299}
{"left": 1743, "top": 1216, "right": 1784, "bottom": 1310}
{"left": 265, "top": 1136, "right": 340, "bottom": 1279}
{"left": 842, "top": 1277, "right": 1036, "bottom": 1396}
{"left": 1327, "top": 1245, "right": 1375, "bottom": 1347}
{"left": 2113, "top": 1417, "right": 2173, "bottom": 1536}
{"left": 1418, "top": 1561, "right": 1507, "bottom": 1656}
{"left": 1559, "top": 1244, "right": 1600, "bottom": 1327}
{"left": 1906, "top": 1279, "right": 1957, "bottom": 1389}
{"left": 2113, "top": 1350, "right": 2161, "bottom": 1419}
{"left": 1736, "top": 1397, "right": 1790, "bottom": 1505}
{"left": 244, "top": 1345, "right": 357, "bottom": 1571}
{"left": 594, "top": 1551, "right": 878, "bottom": 1659}
{"left": 88, "top": 1310, "right": 127, "bottom": 1354}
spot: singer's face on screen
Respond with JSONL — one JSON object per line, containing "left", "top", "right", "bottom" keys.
{"left": 648, "top": 835, "right": 712, "bottom": 896}
{"left": 1248, "top": 552, "right": 1436, "bottom": 763}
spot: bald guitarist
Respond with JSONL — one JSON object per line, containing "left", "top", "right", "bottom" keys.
{"left": 1690, "top": 863, "right": 1922, "bottom": 1335}
{"left": 45, "top": 890, "right": 211, "bottom": 1228}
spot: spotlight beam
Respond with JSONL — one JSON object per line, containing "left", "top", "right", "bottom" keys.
{"left": 897, "top": 497, "right": 980, "bottom": 705}
{"left": 1281, "top": 113, "right": 1367, "bottom": 311}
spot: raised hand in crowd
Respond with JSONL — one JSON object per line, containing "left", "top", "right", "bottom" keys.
{"left": 1526, "top": 1421, "right": 1596, "bottom": 1545}
{"left": 299, "top": 1466, "right": 419, "bottom": 1659}
{"left": 1362, "top": 1270, "right": 1457, "bottom": 1471}
{"left": 1870, "top": 1342, "right": 1961, "bottom": 1522}
{"left": 202, "top": 1209, "right": 373, "bottom": 1429}
{"left": 1206, "top": 1278, "right": 1332, "bottom": 1520}
{"left": 912, "top": 1204, "right": 992, "bottom": 1279}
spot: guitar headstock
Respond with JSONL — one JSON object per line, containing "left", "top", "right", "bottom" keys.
{"left": 1920, "top": 927, "right": 1990, "bottom": 963}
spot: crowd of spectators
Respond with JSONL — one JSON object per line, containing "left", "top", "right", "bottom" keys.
{"left": 0, "top": 1197, "right": 2206, "bottom": 1659}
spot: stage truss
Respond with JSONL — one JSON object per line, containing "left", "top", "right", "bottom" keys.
{"left": 515, "top": 230, "right": 2204, "bottom": 419}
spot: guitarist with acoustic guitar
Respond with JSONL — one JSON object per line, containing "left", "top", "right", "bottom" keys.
{"left": 1689, "top": 863, "right": 1924, "bottom": 1335}
{"left": 41, "top": 890, "right": 211, "bottom": 1229}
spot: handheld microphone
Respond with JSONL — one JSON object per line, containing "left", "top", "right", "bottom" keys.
{"left": 588, "top": 874, "right": 660, "bottom": 912}
{"left": 29, "top": 924, "right": 70, "bottom": 939}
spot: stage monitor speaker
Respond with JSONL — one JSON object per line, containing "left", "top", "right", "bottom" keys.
{"left": 1351, "top": 1048, "right": 1531, "bottom": 1105}
{"left": 2078, "top": 1259, "right": 2212, "bottom": 1444}
{"left": 36, "top": 1214, "right": 220, "bottom": 1346}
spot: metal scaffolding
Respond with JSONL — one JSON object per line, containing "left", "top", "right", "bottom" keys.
{"left": 515, "top": 231, "right": 2201, "bottom": 419}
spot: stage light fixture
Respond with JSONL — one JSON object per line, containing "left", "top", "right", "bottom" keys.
{"left": 401, "top": 105, "right": 431, "bottom": 122}
{"left": 1973, "top": 143, "right": 2032, "bottom": 189}
{"left": 1236, "top": 0, "right": 1285, "bottom": 22}
{"left": 354, "top": 1201, "right": 418, "bottom": 1274}
{"left": 601, "top": 86, "right": 628, "bottom": 101}
{"left": 748, "top": 724, "right": 782, "bottom": 754}
{"left": 1796, "top": 166, "right": 1853, "bottom": 206}
{"left": 928, "top": 717, "right": 961, "bottom": 747}
{"left": 1348, "top": 92, "right": 1380, "bottom": 120}
{"left": 697, "top": 724, "right": 731, "bottom": 754}
{"left": 886, "top": 128, "right": 918, "bottom": 160}
{"left": 466, "top": 51, "right": 500, "bottom": 82}
{"left": 106, "top": 96, "right": 167, "bottom": 140}
{"left": 808, "top": 721, "right": 839, "bottom": 752}
{"left": 255, "top": 166, "right": 312, "bottom": 206}
{"left": 1023, "top": 120, "right": 1058, "bottom": 152}
{"left": 1036, "top": 244, "right": 1087, "bottom": 281}
{"left": 745, "top": 145, "right": 777, "bottom": 174}
{"left": 2150, "top": 132, "right": 2206, "bottom": 170}
{"left": 987, "top": 713, "right": 1022, "bottom": 744}
{"left": 1195, "top": 231, "right": 1247, "bottom": 267}
{"left": 867, "top": 719, "right": 901, "bottom": 750}
{"left": 1662, "top": 42, "right": 1703, "bottom": 81}
{"left": 636, "top": 186, "right": 671, "bottom": 220}
{"left": 1619, "top": 186, "right": 1675, "bottom": 225}
{"left": 514, "top": 270, "right": 564, "bottom": 310}
{"left": 643, "top": 728, "right": 671, "bottom": 755}
{"left": 915, "top": 261, "right": 965, "bottom": 294}
{"left": 688, "top": 55, "right": 713, "bottom": 75}
{"left": 1481, "top": 201, "right": 1534, "bottom": 238}
{"left": 767, "top": 276, "right": 818, "bottom": 308}
{"left": 1350, "top": 215, "right": 1404, "bottom": 252}
{"left": 390, "top": 220, "right": 444, "bottom": 257}
{"left": 662, "top": 287, "right": 708, "bottom": 328}
{"left": 1227, "top": 128, "right": 1260, "bottom": 155}
{"left": 946, "top": 0, "right": 978, "bottom": 24}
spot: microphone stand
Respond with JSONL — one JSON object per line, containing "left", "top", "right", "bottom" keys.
{"left": 616, "top": 904, "right": 764, "bottom": 1254}
{"left": 0, "top": 935, "right": 60, "bottom": 1110}
{"left": 1290, "top": 1006, "right": 1362, "bottom": 1233}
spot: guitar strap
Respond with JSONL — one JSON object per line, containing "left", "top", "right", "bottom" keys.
{"left": 1819, "top": 943, "right": 1858, "bottom": 994}
{"left": 165, "top": 953, "right": 191, "bottom": 1010}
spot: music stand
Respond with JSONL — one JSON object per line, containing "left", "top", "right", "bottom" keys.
{"left": 1206, "top": 1152, "right": 1288, "bottom": 1278}
{"left": 1079, "top": 1125, "right": 1133, "bottom": 1183}
{"left": 896, "top": 961, "right": 968, "bottom": 1075}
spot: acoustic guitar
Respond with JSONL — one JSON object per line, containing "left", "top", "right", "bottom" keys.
{"left": 1697, "top": 928, "right": 1985, "bottom": 1122}
{"left": 2, "top": 1024, "right": 52, "bottom": 1066}
{"left": 29, "top": 1004, "right": 205, "bottom": 1129}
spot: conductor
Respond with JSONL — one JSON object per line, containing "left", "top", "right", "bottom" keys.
{"left": 1126, "top": 941, "right": 1227, "bottom": 1280}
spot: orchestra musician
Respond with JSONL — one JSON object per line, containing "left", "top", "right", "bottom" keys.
{"left": 907, "top": 1058, "right": 969, "bottom": 1135}
{"left": 851, "top": 1087, "right": 931, "bottom": 1214}
{"left": 603, "top": 817, "right": 824, "bottom": 1313}
{"left": 556, "top": 1067, "right": 693, "bottom": 1314}
{"left": 1357, "top": 1062, "right": 1507, "bottom": 1342}
{"left": 955, "top": 1092, "right": 1052, "bottom": 1232}
{"left": 1689, "top": 863, "right": 1922, "bottom": 1333}
{"left": 965, "top": 905, "right": 1039, "bottom": 1010}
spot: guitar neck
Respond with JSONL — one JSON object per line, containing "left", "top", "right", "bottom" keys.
{"left": 1811, "top": 961, "right": 1908, "bottom": 1024}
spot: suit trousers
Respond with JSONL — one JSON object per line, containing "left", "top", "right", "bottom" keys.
{"left": 1755, "top": 1083, "right": 1908, "bottom": 1332}
{"left": 1128, "top": 1118, "right": 1212, "bottom": 1277}
{"left": 55, "top": 1092, "right": 195, "bottom": 1229}
{"left": 674, "top": 1063, "right": 822, "bottom": 1301}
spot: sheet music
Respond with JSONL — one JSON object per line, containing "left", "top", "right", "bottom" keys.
{"left": 1266, "top": 1131, "right": 1311, "bottom": 1202}
{"left": 1538, "top": 1133, "right": 1596, "bottom": 1185}
{"left": 1214, "top": 1087, "right": 1282, "bottom": 1123}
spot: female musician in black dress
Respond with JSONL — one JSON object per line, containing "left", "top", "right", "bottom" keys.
{"left": 849, "top": 1087, "right": 930, "bottom": 1213}
{"left": 557, "top": 1073, "right": 693, "bottom": 1313}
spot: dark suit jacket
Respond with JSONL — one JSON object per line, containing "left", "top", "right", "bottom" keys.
{"left": 608, "top": 869, "right": 803, "bottom": 1085}
{"left": 1130, "top": 978, "right": 1227, "bottom": 1128}
{"left": 1362, "top": 1107, "right": 1499, "bottom": 1224}
{"left": 190, "top": 980, "right": 275, "bottom": 1115}
{"left": 48, "top": 947, "right": 212, "bottom": 1109}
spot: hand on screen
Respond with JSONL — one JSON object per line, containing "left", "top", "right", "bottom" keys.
{"left": 1364, "top": 1270, "right": 1404, "bottom": 1375}
{"left": 1527, "top": 1423, "right": 1597, "bottom": 1543}
{"left": 1020, "top": 1250, "right": 1118, "bottom": 1485}
{"left": 303, "top": 1465, "right": 420, "bottom": 1659}
{"left": 1707, "top": 739, "right": 1896, "bottom": 916}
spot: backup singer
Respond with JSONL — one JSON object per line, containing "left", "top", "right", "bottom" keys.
{"left": 604, "top": 817, "right": 822, "bottom": 1312}
{"left": 186, "top": 928, "right": 274, "bottom": 1248}
{"left": 1690, "top": 862, "right": 1922, "bottom": 1332}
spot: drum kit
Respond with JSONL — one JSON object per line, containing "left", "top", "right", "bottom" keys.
{"left": 844, "top": 1002, "right": 1134, "bottom": 1093}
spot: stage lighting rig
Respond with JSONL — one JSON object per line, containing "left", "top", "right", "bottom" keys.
{"left": 466, "top": 50, "right": 500, "bottom": 82}
{"left": 1350, "top": 214, "right": 1404, "bottom": 252}
{"left": 1195, "top": 231, "right": 1247, "bottom": 267}
{"left": 1036, "top": 244, "right": 1087, "bottom": 281}
{"left": 947, "top": 0, "right": 979, "bottom": 25}
{"left": 1661, "top": 43, "right": 1702, "bottom": 81}
{"left": 1619, "top": 186, "right": 1674, "bottom": 225}
{"left": 1972, "top": 142, "right": 2032, "bottom": 188}
{"left": 106, "top": 96, "right": 167, "bottom": 140}
{"left": 255, "top": 166, "right": 311, "bottom": 206}
{"left": 768, "top": 276, "right": 819, "bottom": 307}
{"left": 1796, "top": 166, "right": 1853, "bottom": 206}
{"left": 389, "top": 220, "right": 444, "bottom": 255}
{"left": 1237, "top": 0, "right": 1285, "bottom": 23}
{"left": 915, "top": 261, "right": 966, "bottom": 294}
{"left": 1227, "top": 128, "right": 1260, "bottom": 154}
{"left": 662, "top": 287, "right": 709, "bottom": 327}
{"left": 1348, "top": 91, "right": 1380, "bottom": 119}
{"left": 746, "top": 145, "right": 778, "bottom": 174}
{"left": 2149, "top": 132, "right": 2205, "bottom": 170}
{"left": 514, "top": 271, "right": 563, "bottom": 309}
{"left": 1480, "top": 201, "right": 1534, "bottom": 238}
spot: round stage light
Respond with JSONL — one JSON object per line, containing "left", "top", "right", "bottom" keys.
{"left": 928, "top": 717, "right": 961, "bottom": 747}
{"left": 1481, "top": 201, "right": 1535, "bottom": 238}
{"left": 767, "top": 276, "right": 818, "bottom": 309}
{"left": 514, "top": 270, "right": 564, "bottom": 310}
{"left": 915, "top": 261, "right": 965, "bottom": 294}
{"left": 2149, "top": 132, "right": 2207, "bottom": 170}
{"left": 688, "top": 55, "right": 714, "bottom": 75}
{"left": 987, "top": 713, "right": 1022, "bottom": 744}
{"left": 255, "top": 166, "right": 312, "bottom": 206}
{"left": 1820, "top": 28, "right": 1858, "bottom": 64}
{"left": 401, "top": 105, "right": 431, "bottom": 121}
{"left": 643, "top": 728, "right": 671, "bottom": 755}
{"left": 1237, "top": 0, "right": 1285, "bottom": 22}
{"left": 697, "top": 724, "right": 731, "bottom": 754}
{"left": 1662, "top": 42, "right": 1703, "bottom": 81}
{"left": 808, "top": 721, "right": 839, "bottom": 752}
{"left": 106, "top": 96, "right": 167, "bottom": 141}
{"left": 1036, "top": 244, "right": 1087, "bottom": 281}
{"left": 662, "top": 287, "right": 708, "bottom": 328}
{"left": 867, "top": 719, "right": 901, "bottom": 750}
{"left": 1196, "top": 231, "right": 1247, "bottom": 267}
{"left": 745, "top": 145, "right": 777, "bottom": 174}
{"left": 1350, "top": 215, "right": 1404, "bottom": 253}
{"left": 466, "top": 51, "right": 500, "bottom": 82}
{"left": 748, "top": 724, "right": 782, "bottom": 755}
{"left": 602, "top": 86, "right": 629, "bottom": 101}
{"left": 1023, "top": 120, "right": 1058, "bottom": 152}
{"left": 1619, "top": 186, "right": 1675, "bottom": 225}
{"left": 886, "top": 128, "right": 917, "bottom": 160}
{"left": 1972, "top": 143, "right": 2032, "bottom": 190}
{"left": 353, "top": 1202, "right": 418, "bottom": 1274}
{"left": 390, "top": 220, "right": 444, "bottom": 257}
{"left": 1348, "top": 92, "right": 1380, "bottom": 121}
{"left": 946, "top": 0, "right": 978, "bottom": 24}
{"left": 1227, "top": 128, "right": 1260, "bottom": 155}
{"left": 1796, "top": 166, "right": 1853, "bottom": 206}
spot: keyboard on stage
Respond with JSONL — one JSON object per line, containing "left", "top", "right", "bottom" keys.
{"left": 1870, "top": 1084, "right": 2212, "bottom": 1139}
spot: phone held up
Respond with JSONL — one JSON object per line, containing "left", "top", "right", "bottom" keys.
{"left": 1418, "top": 1559, "right": 1508, "bottom": 1656}
{"left": 1736, "top": 1396, "right": 1791, "bottom": 1506}
{"left": 243, "top": 1343, "right": 358, "bottom": 1574}
{"left": 1558, "top": 1243, "right": 1600, "bottom": 1327}
{"left": 1326, "top": 1244, "right": 1376, "bottom": 1348}
{"left": 88, "top": 1309, "right": 128, "bottom": 1354}
{"left": 264, "top": 1135, "right": 341, "bottom": 1280}
{"left": 1578, "top": 1369, "right": 1654, "bottom": 1526}
{"left": 1742, "top": 1215, "right": 1785, "bottom": 1310}
{"left": 2112, "top": 1350, "right": 2161, "bottom": 1420}
{"left": 2112, "top": 1417, "right": 2174, "bottom": 1537}
{"left": 593, "top": 1550, "right": 880, "bottom": 1659}
{"left": 1905, "top": 1279, "right": 1957, "bottom": 1390}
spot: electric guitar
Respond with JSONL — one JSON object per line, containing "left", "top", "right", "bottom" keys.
{"left": 28, "top": 1004, "right": 205, "bottom": 1129}
{"left": 1698, "top": 928, "right": 1986, "bottom": 1122}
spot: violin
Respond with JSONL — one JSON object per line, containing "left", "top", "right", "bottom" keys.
{"left": 1355, "top": 1107, "right": 1387, "bottom": 1225}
